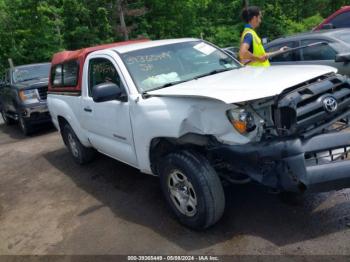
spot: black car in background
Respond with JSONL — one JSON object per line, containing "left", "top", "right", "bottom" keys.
{"left": 264, "top": 29, "right": 350, "bottom": 76}
{"left": 0, "top": 63, "right": 51, "bottom": 135}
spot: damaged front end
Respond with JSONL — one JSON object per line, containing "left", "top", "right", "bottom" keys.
{"left": 210, "top": 73, "right": 350, "bottom": 192}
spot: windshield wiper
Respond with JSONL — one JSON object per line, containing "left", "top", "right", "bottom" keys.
{"left": 141, "top": 79, "right": 194, "bottom": 98}
{"left": 18, "top": 77, "right": 42, "bottom": 82}
{"left": 194, "top": 68, "right": 235, "bottom": 80}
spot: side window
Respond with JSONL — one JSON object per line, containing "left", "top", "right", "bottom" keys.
{"left": 53, "top": 65, "right": 62, "bottom": 86}
{"left": 329, "top": 11, "right": 350, "bottom": 28}
{"left": 88, "top": 58, "right": 122, "bottom": 97}
{"left": 267, "top": 42, "right": 300, "bottom": 62}
{"left": 51, "top": 61, "right": 79, "bottom": 87}
{"left": 63, "top": 62, "right": 78, "bottom": 86}
{"left": 301, "top": 40, "right": 337, "bottom": 61}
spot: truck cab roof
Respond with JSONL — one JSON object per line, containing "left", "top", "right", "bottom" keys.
{"left": 51, "top": 39, "right": 150, "bottom": 66}
{"left": 49, "top": 39, "right": 150, "bottom": 93}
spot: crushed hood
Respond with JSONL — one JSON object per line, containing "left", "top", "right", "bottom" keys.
{"left": 147, "top": 65, "right": 337, "bottom": 104}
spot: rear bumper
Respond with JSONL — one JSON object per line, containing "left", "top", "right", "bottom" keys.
{"left": 210, "top": 131, "right": 350, "bottom": 192}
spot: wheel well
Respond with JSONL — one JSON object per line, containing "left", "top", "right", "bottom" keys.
{"left": 149, "top": 133, "right": 211, "bottom": 175}
{"left": 57, "top": 116, "right": 69, "bottom": 145}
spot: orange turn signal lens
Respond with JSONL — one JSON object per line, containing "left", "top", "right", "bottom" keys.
{"left": 19, "top": 90, "right": 27, "bottom": 101}
{"left": 19, "top": 89, "right": 38, "bottom": 102}
{"left": 232, "top": 120, "right": 247, "bottom": 134}
{"left": 227, "top": 108, "right": 256, "bottom": 135}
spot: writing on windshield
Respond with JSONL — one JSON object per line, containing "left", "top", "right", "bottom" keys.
{"left": 120, "top": 41, "right": 239, "bottom": 92}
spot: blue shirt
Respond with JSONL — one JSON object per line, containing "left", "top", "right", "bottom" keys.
{"left": 242, "top": 24, "right": 253, "bottom": 53}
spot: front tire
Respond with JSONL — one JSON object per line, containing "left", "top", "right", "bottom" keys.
{"left": 62, "top": 124, "right": 95, "bottom": 165}
{"left": 18, "top": 115, "right": 33, "bottom": 136}
{"left": 159, "top": 150, "right": 225, "bottom": 230}
{"left": 1, "top": 108, "right": 15, "bottom": 125}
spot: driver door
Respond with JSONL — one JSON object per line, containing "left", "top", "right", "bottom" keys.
{"left": 81, "top": 55, "right": 137, "bottom": 167}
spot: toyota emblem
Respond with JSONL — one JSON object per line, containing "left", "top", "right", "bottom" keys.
{"left": 323, "top": 96, "right": 338, "bottom": 113}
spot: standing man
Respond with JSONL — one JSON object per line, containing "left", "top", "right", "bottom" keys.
{"left": 239, "top": 6, "right": 286, "bottom": 66}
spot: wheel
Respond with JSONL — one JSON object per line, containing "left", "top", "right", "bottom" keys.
{"left": 158, "top": 150, "right": 225, "bottom": 230}
{"left": 18, "top": 115, "right": 33, "bottom": 136}
{"left": 1, "top": 108, "right": 15, "bottom": 125}
{"left": 62, "top": 124, "right": 95, "bottom": 165}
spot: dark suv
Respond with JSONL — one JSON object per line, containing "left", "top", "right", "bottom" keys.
{"left": 0, "top": 63, "right": 51, "bottom": 135}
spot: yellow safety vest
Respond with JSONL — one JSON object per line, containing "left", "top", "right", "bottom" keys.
{"left": 240, "top": 28, "right": 270, "bottom": 67}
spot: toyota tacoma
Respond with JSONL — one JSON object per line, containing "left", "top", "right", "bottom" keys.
{"left": 47, "top": 39, "right": 350, "bottom": 229}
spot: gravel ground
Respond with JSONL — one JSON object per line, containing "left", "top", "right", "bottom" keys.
{"left": 0, "top": 119, "right": 350, "bottom": 255}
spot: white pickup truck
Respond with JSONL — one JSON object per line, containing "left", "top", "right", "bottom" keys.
{"left": 48, "top": 38, "right": 350, "bottom": 229}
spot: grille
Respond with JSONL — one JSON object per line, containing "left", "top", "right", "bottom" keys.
{"left": 37, "top": 86, "right": 48, "bottom": 100}
{"left": 305, "top": 145, "right": 350, "bottom": 166}
{"left": 274, "top": 74, "right": 350, "bottom": 137}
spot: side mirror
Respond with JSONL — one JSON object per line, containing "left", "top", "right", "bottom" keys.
{"left": 321, "top": 23, "right": 335, "bottom": 30}
{"left": 262, "top": 37, "right": 269, "bottom": 45}
{"left": 92, "top": 82, "right": 126, "bottom": 103}
{"left": 335, "top": 53, "right": 350, "bottom": 63}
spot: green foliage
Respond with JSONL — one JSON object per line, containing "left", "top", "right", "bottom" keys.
{"left": 0, "top": 0, "right": 348, "bottom": 74}
{"left": 302, "top": 14, "right": 324, "bottom": 31}
{"left": 284, "top": 14, "right": 324, "bottom": 36}
{"left": 61, "top": 0, "right": 114, "bottom": 49}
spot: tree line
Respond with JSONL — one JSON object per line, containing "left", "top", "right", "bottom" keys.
{"left": 0, "top": 0, "right": 348, "bottom": 74}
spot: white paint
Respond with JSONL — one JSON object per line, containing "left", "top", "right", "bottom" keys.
{"left": 48, "top": 39, "right": 338, "bottom": 175}
{"left": 147, "top": 65, "right": 337, "bottom": 104}
{"left": 80, "top": 53, "right": 138, "bottom": 166}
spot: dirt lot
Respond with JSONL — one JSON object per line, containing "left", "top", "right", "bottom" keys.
{"left": 0, "top": 118, "right": 350, "bottom": 255}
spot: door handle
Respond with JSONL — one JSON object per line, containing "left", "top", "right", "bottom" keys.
{"left": 84, "top": 107, "right": 92, "bottom": 112}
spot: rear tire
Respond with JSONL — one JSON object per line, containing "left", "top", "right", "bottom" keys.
{"left": 62, "top": 124, "right": 95, "bottom": 165}
{"left": 158, "top": 150, "right": 225, "bottom": 230}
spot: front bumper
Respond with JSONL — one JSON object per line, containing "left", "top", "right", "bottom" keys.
{"left": 210, "top": 131, "right": 350, "bottom": 192}
{"left": 18, "top": 103, "right": 51, "bottom": 125}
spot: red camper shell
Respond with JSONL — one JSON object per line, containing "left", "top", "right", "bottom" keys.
{"left": 313, "top": 6, "right": 350, "bottom": 31}
{"left": 48, "top": 39, "right": 150, "bottom": 93}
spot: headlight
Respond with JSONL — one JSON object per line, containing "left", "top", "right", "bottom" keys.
{"left": 19, "top": 89, "right": 39, "bottom": 104}
{"left": 226, "top": 108, "right": 256, "bottom": 134}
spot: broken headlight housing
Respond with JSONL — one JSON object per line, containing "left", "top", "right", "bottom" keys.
{"left": 226, "top": 108, "right": 256, "bottom": 134}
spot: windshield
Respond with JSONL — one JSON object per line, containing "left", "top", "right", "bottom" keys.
{"left": 13, "top": 64, "right": 50, "bottom": 83}
{"left": 120, "top": 41, "right": 240, "bottom": 92}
